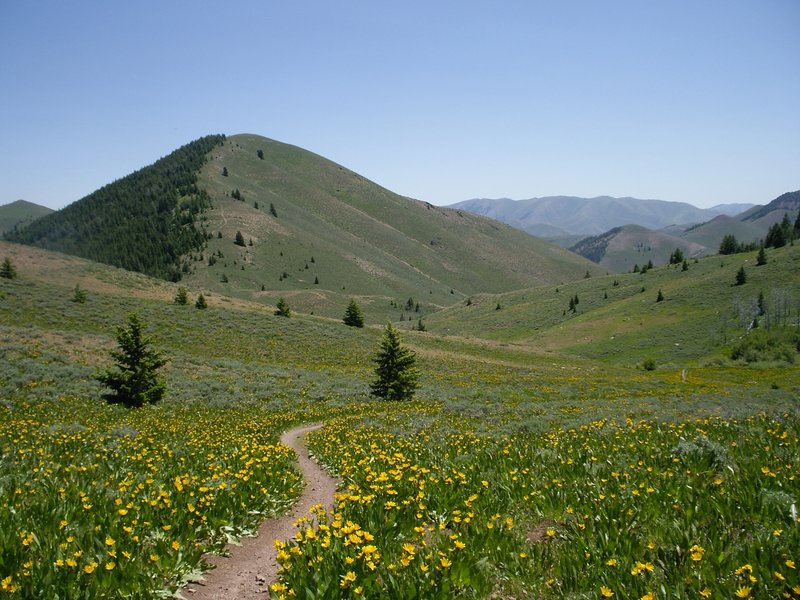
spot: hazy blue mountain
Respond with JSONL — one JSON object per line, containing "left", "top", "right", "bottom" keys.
{"left": 449, "top": 196, "right": 753, "bottom": 236}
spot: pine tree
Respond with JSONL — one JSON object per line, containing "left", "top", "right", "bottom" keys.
{"left": 719, "top": 234, "right": 738, "bottom": 255}
{"left": 756, "top": 244, "right": 767, "bottom": 266}
{"left": 275, "top": 297, "right": 291, "bottom": 317}
{"left": 174, "top": 287, "right": 188, "bottom": 305}
{"left": 735, "top": 265, "right": 747, "bottom": 286}
{"left": 95, "top": 314, "right": 166, "bottom": 408}
{"left": 195, "top": 294, "right": 207, "bottom": 309}
{"left": 681, "top": 260, "right": 689, "bottom": 271}
{"left": 234, "top": 231, "right": 246, "bottom": 247}
{"left": 257, "top": 149, "right": 264, "bottom": 160}
{"left": 0, "top": 257, "right": 17, "bottom": 279}
{"left": 222, "top": 166, "right": 228, "bottom": 177}
{"left": 370, "top": 323, "right": 419, "bottom": 401}
{"left": 72, "top": 284, "right": 88, "bottom": 303}
{"left": 270, "top": 203, "right": 278, "bottom": 218}
{"left": 343, "top": 299, "right": 365, "bottom": 327}
{"left": 656, "top": 289, "right": 664, "bottom": 302}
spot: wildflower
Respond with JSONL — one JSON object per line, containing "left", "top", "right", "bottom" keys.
{"left": 786, "top": 559, "right": 795, "bottom": 569}
{"left": 640, "top": 594, "right": 654, "bottom": 600}
{"left": 699, "top": 588, "right": 711, "bottom": 598}
{"left": 271, "top": 582, "right": 287, "bottom": 593}
{"left": 546, "top": 528, "right": 556, "bottom": 538}
{"left": 440, "top": 557, "right": 452, "bottom": 568}
{"left": 606, "top": 558, "right": 617, "bottom": 566}
{"left": 735, "top": 586, "right": 751, "bottom": 598}
{"left": 83, "top": 562, "right": 98, "bottom": 574}
{"left": 105, "top": 536, "right": 115, "bottom": 546}
{"left": 340, "top": 571, "right": 356, "bottom": 589}
{"left": 600, "top": 585, "right": 614, "bottom": 597}
{"left": 690, "top": 545, "right": 704, "bottom": 561}
{"left": 105, "top": 562, "right": 115, "bottom": 571}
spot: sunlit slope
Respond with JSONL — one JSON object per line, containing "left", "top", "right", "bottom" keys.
{"left": 424, "top": 244, "right": 800, "bottom": 365}
{"left": 186, "top": 134, "right": 603, "bottom": 319}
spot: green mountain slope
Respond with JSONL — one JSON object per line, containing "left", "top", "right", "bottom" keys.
{"left": 569, "top": 224, "right": 708, "bottom": 272}
{"left": 0, "top": 200, "right": 53, "bottom": 235}
{"left": 181, "top": 134, "right": 603, "bottom": 320}
{"left": 425, "top": 243, "right": 800, "bottom": 365}
{"left": 5, "top": 135, "right": 226, "bottom": 281}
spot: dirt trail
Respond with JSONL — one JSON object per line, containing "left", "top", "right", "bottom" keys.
{"left": 184, "top": 423, "right": 339, "bottom": 599}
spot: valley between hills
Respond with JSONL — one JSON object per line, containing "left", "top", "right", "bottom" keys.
{"left": 0, "top": 134, "right": 798, "bottom": 598}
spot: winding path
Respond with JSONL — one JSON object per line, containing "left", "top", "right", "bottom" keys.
{"left": 183, "top": 424, "right": 339, "bottom": 599}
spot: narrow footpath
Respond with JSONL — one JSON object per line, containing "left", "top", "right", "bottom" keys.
{"left": 184, "top": 423, "right": 339, "bottom": 599}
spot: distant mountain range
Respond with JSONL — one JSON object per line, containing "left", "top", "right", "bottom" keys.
{"left": 449, "top": 193, "right": 798, "bottom": 272}
{"left": 448, "top": 196, "right": 755, "bottom": 237}
{"left": 567, "top": 191, "right": 799, "bottom": 271}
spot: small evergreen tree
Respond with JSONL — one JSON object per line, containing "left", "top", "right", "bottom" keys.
{"left": 735, "top": 265, "right": 747, "bottom": 286}
{"left": 765, "top": 222, "right": 786, "bottom": 248}
{"left": 275, "top": 297, "right": 291, "bottom": 317}
{"left": 669, "top": 248, "right": 684, "bottom": 265}
{"left": 174, "top": 287, "right": 188, "bottom": 305}
{"left": 756, "top": 244, "right": 767, "bottom": 266}
{"left": 681, "top": 260, "right": 689, "bottom": 271}
{"left": 95, "top": 314, "right": 166, "bottom": 408}
{"left": 343, "top": 299, "right": 365, "bottom": 327}
{"left": 0, "top": 257, "right": 17, "bottom": 279}
{"left": 234, "top": 231, "right": 246, "bottom": 247}
{"left": 257, "top": 149, "right": 264, "bottom": 160}
{"left": 195, "top": 294, "right": 207, "bottom": 309}
{"left": 719, "top": 234, "right": 738, "bottom": 255}
{"left": 314, "top": 276, "right": 319, "bottom": 285}
{"left": 370, "top": 323, "right": 419, "bottom": 401}
{"left": 656, "top": 289, "right": 664, "bottom": 302}
{"left": 222, "top": 166, "right": 228, "bottom": 177}
{"left": 270, "top": 203, "right": 278, "bottom": 218}
{"left": 71, "top": 284, "right": 87, "bottom": 303}
{"left": 415, "top": 318, "right": 426, "bottom": 332}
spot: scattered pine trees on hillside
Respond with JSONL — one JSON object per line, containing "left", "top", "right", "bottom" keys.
{"left": 4, "top": 135, "right": 226, "bottom": 281}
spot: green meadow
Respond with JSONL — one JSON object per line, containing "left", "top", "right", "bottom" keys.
{"left": 1, "top": 238, "right": 798, "bottom": 598}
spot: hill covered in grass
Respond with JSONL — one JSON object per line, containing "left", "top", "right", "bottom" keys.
{"left": 180, "top": 134, "right": 603, "bottom": 321}
{"left": 424, "top": 243, "right": 800, "bottom": 367}
{"left": 5, "top": 134, "right": 603, "bottom": 321}
{"left": 569, "top": 224, "right": 708, "bottom": 272}
{"left": 0, "top": 200, "right": 53, "bottom": 235}
{"left": 4, "top": 135, "right": 226, "bottom": 281}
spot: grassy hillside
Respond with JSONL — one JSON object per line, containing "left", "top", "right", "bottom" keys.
{"left": 2, "top": 239, "right": 798, "bottom": 598}
{"left": 425, "top": 243, "right": 800, "bottom": 367}
{"left": 0, "top": 200, "right": 53, "bottom": 235}
{"left": 183, "top": 134, "right": 603, "bottom": 321}
{"left": 570, "top": 224, "right": 708, "bottom": 272}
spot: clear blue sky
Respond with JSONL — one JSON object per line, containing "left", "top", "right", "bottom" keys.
{"left": 1, "top": 1, "right": 798, "bottom": 210}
